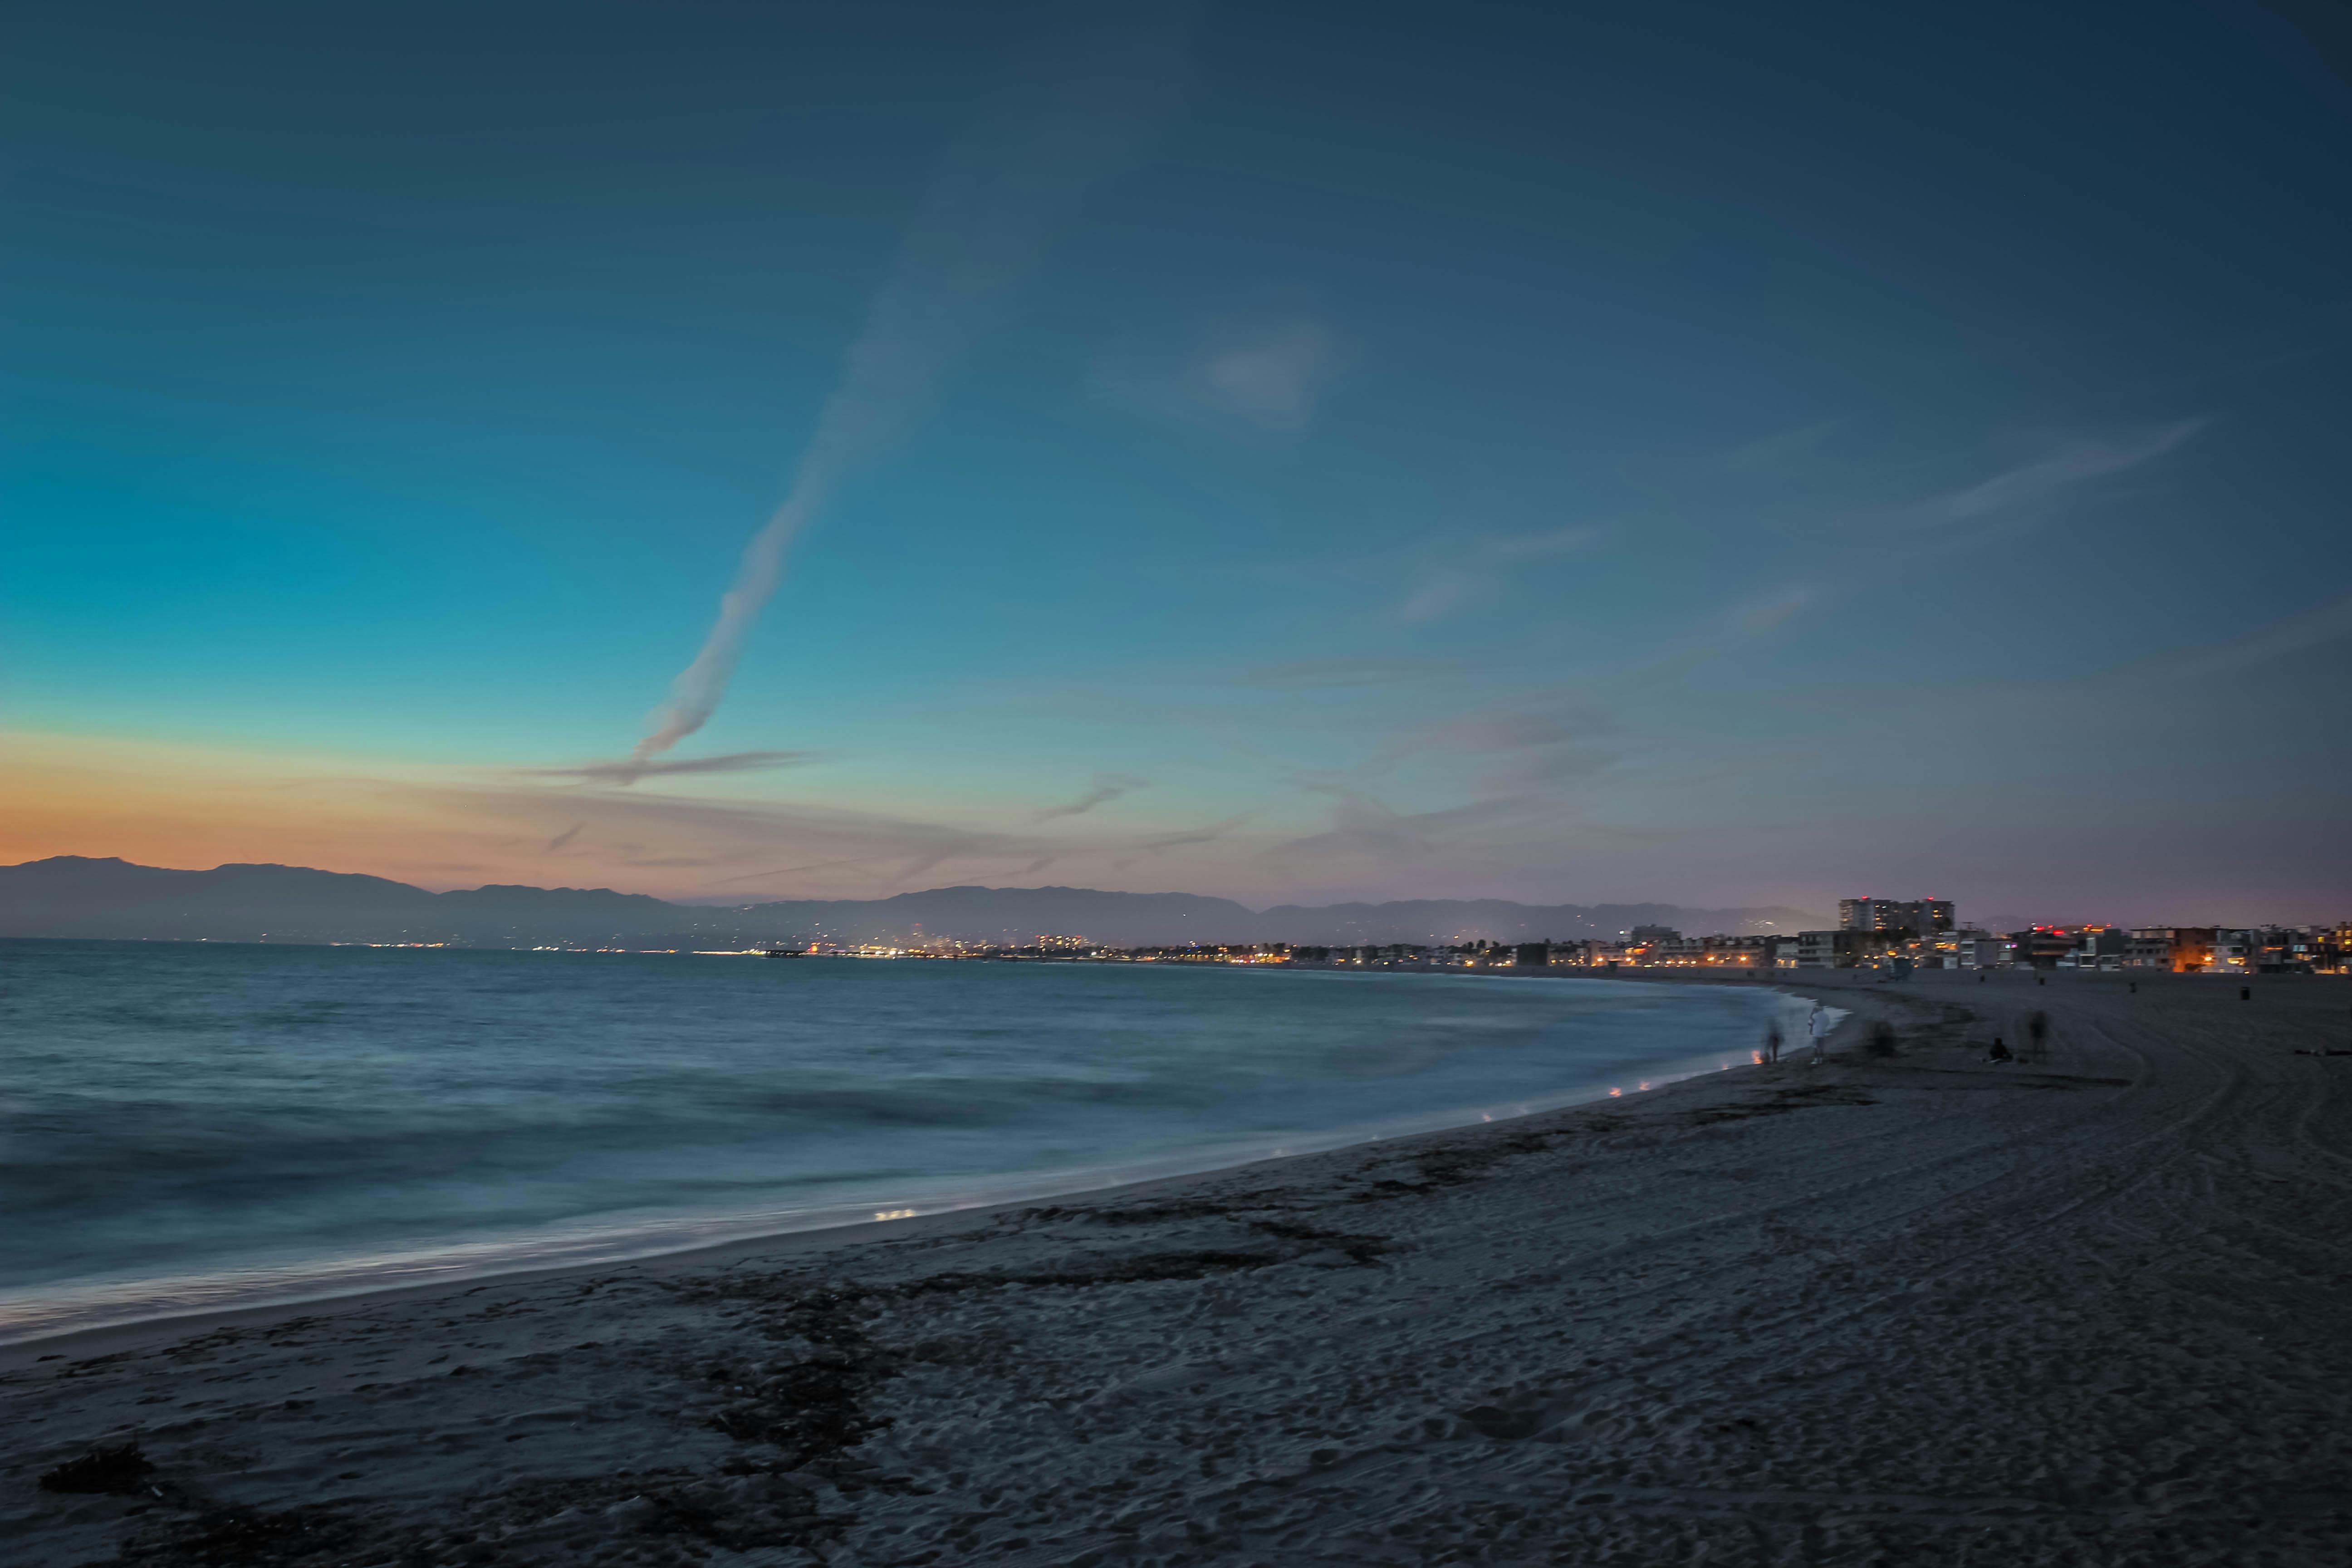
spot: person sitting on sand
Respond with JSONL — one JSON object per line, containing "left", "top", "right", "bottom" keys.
{"left": 1987, "top": 1037, "right": 2013, "bottom": 1063}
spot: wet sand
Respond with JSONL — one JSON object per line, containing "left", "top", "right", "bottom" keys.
{"left": 5, "top": 970, "right": 2348, "bottom": 1566}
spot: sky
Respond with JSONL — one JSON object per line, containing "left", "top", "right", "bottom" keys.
{"left": 4, "top": 0, "right": 2349, "bottom": 924}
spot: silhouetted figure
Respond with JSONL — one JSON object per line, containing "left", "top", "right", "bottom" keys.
{"left": 1988, "top": 1037, "right": 2013, "bottom": 1063}
{"left": 1764, "top": 1021, "right": 1784, "bottom": 1065}
{"left": 2241, "top": 987, "right": 2251, "bottom": 1001}
{"left": 2025, "top": 1009, "right": 2050, "bottom": 1064}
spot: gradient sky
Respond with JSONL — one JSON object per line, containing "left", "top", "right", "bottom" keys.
{"left": 5, "top": 1, "right": 2349, "bottom": 923}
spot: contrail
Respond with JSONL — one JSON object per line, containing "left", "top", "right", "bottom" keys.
{"left": 635, "top": 15, "right": 1187, "bottom": 760}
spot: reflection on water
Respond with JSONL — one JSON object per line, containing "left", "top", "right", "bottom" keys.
{"left": 0, "top": 941, "right": 1811, "bottom": 1340}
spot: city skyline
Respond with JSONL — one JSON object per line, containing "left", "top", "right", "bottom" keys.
{"left": 7, "top": 850, "right": 2340, "bottom": 951}
{"left": 6, "top": 3, "right": 2349, "bottom": 923}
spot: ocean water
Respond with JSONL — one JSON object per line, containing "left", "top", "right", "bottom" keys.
{"left": 0, "top": 940, "right": 1809, "bottom": 1342}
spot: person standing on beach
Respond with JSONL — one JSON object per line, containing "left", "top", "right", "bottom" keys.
{"left": 1808, "top": 1003, "right": 1832, "bottom": 1064}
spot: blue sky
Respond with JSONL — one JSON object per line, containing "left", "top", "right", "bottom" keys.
{"left": 5, "top": 1, "right": 2349, "bottom": 921}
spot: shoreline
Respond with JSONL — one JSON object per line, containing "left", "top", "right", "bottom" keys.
{"left": 0, "top": 969, "right": 1816, "bottom": 1359}
{"left": 10, "top": 970, "right": 2346, "bottom": 1565}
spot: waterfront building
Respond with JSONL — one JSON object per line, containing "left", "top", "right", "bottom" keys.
{"left": 2208, "top": 930, "right": 2256, "bottom": 975}
{"left": 2009, "top": 927, "right": 2078, "bottom": 970}
{"left": 1792, "top": 929, "right": 1894, "bottom": 968}
{"left": 2057, "top": 927, "right": 2126, "bottom": 969}
{"left": 2123, "top": 927, "right": 2215, "bottom": 972}
{"left": 1916, "top": 928, "right": 2009, "bottom": 968}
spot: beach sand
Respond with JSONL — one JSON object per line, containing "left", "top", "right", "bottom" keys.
{"left": 5, "top": 970, "right": 2348, "bottom": 1566}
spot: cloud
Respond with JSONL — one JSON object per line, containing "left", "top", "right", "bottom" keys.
{"left": 1481, "top": 525, "right": 1601, "bottom": 560}
{"left": 1401, "top": 569, "right": 1478, "bottom": 623}
{"left": 1726, "top": 583, "right": 1820, "bottom": 637}
{"left": 1363, "top": 697, "right": 1619, "bottom": 795}
{"left": 544, "top": 823, "right": 583, "bottom": 853}
{"left": 1726, "top": 419, "right": 1838, "bottom": 472}
{"left": 1199, "top": 323, "right": 1333, "bottom": 432}
{"left": 522, "top": 750, "right": 823, "bottom": 787}
{"left": 1136, "top": 813, "right": 1254, "bottom": 852}
{"left": 1388, "top": 710, "right": 1580, "bottom": 758}
{"left": 632, "top": 16, "right": 1188, "bottom": 761}
{"left": 1094, "top": 318, "right": 1338, "bottom": 439}
{"left": 1235, "top": 659, "right": 1439, "bottom": 690}
{"left": 1393, "top": 524, "right": 1603, "bottom": 622}
{"left": 702, "top": 854, "right": 891, "bottom": 888}
{"left": 1476, "top": 746, "right": 1614, "bottom": 790}
{"left": 2175, "top": 591, "right": 2352, "bottom": 676}
{"left": 1229, "top": 657, "right": 1462, "bottom": 689}
{"left": 1035, "top": 772, "right": 1149, "bottom": 820}
{"left": 1896, "top": 419, "right": 2207, "bottom": 530}
{"left": 1270, "top": 786, "right": 1563, "bottom": 867}
{"left": 442, "top": 782, "right": 1064, "bottom": 897}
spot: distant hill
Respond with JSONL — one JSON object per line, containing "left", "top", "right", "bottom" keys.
{"left": 0, "top": 857, "right": 1824, "bottom": 947}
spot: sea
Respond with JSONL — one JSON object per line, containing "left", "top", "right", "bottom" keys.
{"left": 0, "top": 939, "right": 1813, "bottom": 1343}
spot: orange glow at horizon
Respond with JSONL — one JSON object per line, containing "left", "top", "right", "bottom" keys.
{"left": 0, "top": 728, "right": 1272, "bottom": 905}
{"left": 0, "top": 731, "right": 550, "bottom": 890}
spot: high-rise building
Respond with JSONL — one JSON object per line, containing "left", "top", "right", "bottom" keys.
{"left": 1838, "top": 897, "right": 1955, "bottom": 935}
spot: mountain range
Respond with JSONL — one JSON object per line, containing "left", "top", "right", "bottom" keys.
{"left": 0, "top": 857, "right": 1825, "bottom": 948}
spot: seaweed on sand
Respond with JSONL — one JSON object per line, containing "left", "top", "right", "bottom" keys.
{"left": 39, "top": 1439, "right": 155, "bottom": 1494}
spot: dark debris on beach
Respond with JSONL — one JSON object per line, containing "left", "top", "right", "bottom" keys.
{"left": 37, "top": 1438, "right": 154, "bottom": 1494}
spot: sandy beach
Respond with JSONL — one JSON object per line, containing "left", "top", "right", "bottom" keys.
{"left": 5, "top": 969, "right": 2348, "bottom": 1567}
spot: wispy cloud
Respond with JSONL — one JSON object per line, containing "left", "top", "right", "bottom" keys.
{"left": 1136, "top": 812, "right": 1254, "bottom": 852}
{"left": 2175, "top": 590, "right": 2352, "bottom": 676}
{"left": 1726, "top": 582, "right": 1820, "bottom": 637}
{"left": 1395, "top": 525, "right": 1604, "bottom": 622}
{"left": 1374, "top": 709, "right": 1578, "bottom": 766}
{"left": 1035, "top": 772, "right": 1149, "bottom": 820}
{"left": 703, "top": 854, "right": 891, "bottom": 889}
{"left": 521, "top": 750, "right": 822, "bottom": 787}
{"left": 544, "top": 823, "right": 583, "bottom": 853}
{"left": 1726, "top": 419, "right": 1837, "bottom": 472}
{"left": 1093, "top": 318, "right": 1339, "bottom": 439}
{"left": 1199, "top": 323, "right": 1334, "bottom": 433}
{"left": 1230, "top": 657, "right": 1461, "bottom": 690}
{"left": 1401, "top": 569, "right": 1479, "bottom": 623}
{"left": 1365, "top": 696, "right": 1619, "bottom": 794}
{"left": 1480, "top": 524, "right": 1601, "bottom": 560}
{"left": 1891, "top": 419, "right": 2207, "bottom": 530}
{"left": 446, "top": 783, "right": 1062, "bottom": 897}
{"left": 1270, "top": 786, "right": 1564, "bottom": 867}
